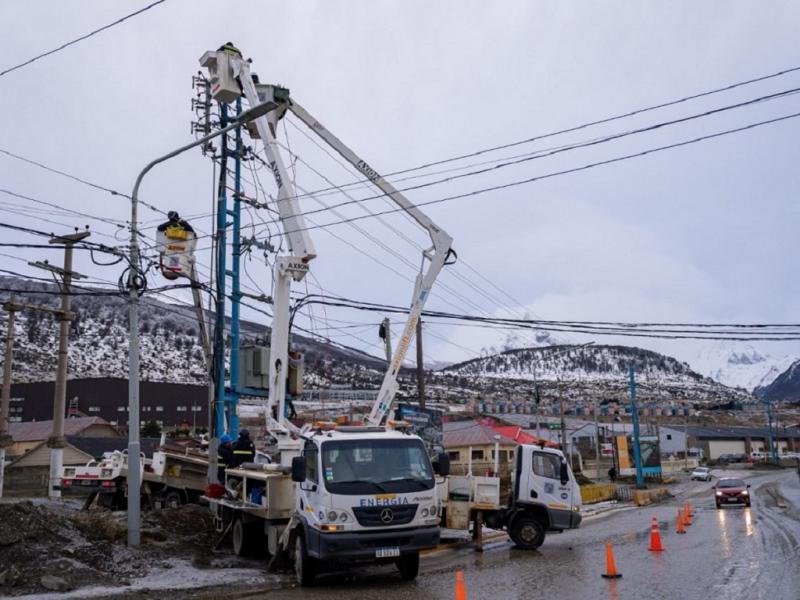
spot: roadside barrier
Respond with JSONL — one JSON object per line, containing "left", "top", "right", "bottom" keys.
{"left": 455, "top": 570, "right": 467, "bottom": 600}
{"left": 676, "top": 508, "right": 686, "bottom": 534}
{"left": 601, "top": 542, "right": 623, "bottom": 578}
{"left": 648, "top": 516, "right": 664, "bottom": 552}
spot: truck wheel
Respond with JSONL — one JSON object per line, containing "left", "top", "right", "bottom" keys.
{"left": 163, "top": 490, "right": 183, "bottom": 509}
{"left": 396, "top": 552, "right": 420, "bottom": 580}
{"left": 510, "top": 516, "right": 545, "bottom": 550}
{"left": 294, "top": 533, "right": 317, "bottom": 587}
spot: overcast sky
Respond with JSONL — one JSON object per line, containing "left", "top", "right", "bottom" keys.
{"left": 1, "top": 1, "right": 799, "bottom": 374}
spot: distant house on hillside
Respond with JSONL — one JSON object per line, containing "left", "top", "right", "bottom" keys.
{"left": 7, "top": 416, "right": 120, "bottom": 457}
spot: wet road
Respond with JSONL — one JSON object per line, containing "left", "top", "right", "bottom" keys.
{"left": 252, "top": 468, "right": 800, "bottom": 600}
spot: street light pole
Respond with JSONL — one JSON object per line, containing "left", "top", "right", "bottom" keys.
{"left": 126, "top": 99, "right": 280, "bottom": 547}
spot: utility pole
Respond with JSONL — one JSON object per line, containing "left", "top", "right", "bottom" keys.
{"left": 379, "top": 317, "right": 392, "bottom": 363}
{"left": 683, "top": 409, "right": 689, "bottom": 470}
{"left": 629, "top": 364, "right": 645, "bottom": 489}
{"left": 0, "top": 300, "right": 20, "bottom": 498}
{"left": 765, "top": 397, "right": 778, "bottom": 464}
{"left": 593, "top": 397, "right": 601, "bottom": 465}
{"left": 32, "top": 231, "right": 90, "bottom": 498}
{"left": 416, "top": 317, "right": 425, "bottom": 408}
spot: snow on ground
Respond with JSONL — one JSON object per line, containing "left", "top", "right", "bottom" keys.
{"left": 12, "top": 559, "right": 277, "bottom": 599}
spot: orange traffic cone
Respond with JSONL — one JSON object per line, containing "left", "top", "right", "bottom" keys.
{"left": 684, "top": 502, "right": 693, "bottom": 526}
{"left": 455, "top": 570, "right": 467, "bottom": 600}
{"left": 649, "top": 517, "right": 664, "bottom": 551}
{"left": 687, "top": 500, "right": 694, "bottom": 517}
{"left": 601, "top": 542, "right": 623, "bottom": 578}
{"left": 676, "top": 508, "right": 686, "bottom": 534}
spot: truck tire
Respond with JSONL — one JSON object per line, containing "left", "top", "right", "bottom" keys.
{"left": 294, "top": 532, "right": 317, "bottom": 587}
{"left": 396, "top": 552, "right": 420, "bottom": 581}
{"left": 510, "top": 516, "right": 545, "bottom": 550}
{"left": 163, "top": 490, "right": 183, "bottom": 509}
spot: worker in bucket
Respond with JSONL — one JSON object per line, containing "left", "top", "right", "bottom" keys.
{"left": 231, "top": 429, "right": 256, "bottom": 467}
{"left": 217, "top": 434, "right": 234, "bottom": 483}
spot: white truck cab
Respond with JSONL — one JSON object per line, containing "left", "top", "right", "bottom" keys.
{"left": 462, "top": 444, "right": 582, "bottom": 549}
{"left": 290, "top": 426, "right": 444, "bottom": 585}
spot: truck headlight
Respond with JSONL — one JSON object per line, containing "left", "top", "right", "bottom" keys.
{"left": 429, "top": 505, "right": 438, "bottom": 516}
{"left": 327, "top": 510, "right": 338, "bottom": 522}
{"left": 340, "top": 512, "right": 349, "bottom": 522}
{"left": 421, "top": 508, "right": 429, "bottom": 517}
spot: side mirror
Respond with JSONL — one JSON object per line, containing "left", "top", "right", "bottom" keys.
{"left": 434, "top": 452, "right": 450, "bottom": 477}
{"left": 746, "top": 484, "right": 751, "bottom": 489}
{"left": 560, "top": 460, "right": 569, "bottom": 485}
{"left": 291, "top": 456, "right": 307, "bottom": 483}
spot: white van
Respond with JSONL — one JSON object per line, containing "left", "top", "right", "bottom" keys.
{"left": 749, "top": 451, "right": 767, "bottom": 461}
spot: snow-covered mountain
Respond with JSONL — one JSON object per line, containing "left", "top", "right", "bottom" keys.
{"left": 689, "top": 342, "right": 797, "bottom": 392}
{"left": 438, "top": 344, "right": 754, "bottom": 405}
{"left": 0, "top": 276, "right": 389, "bottom": 388}
{"left": 754, "top": 359, "right": 800, "bottom": 403}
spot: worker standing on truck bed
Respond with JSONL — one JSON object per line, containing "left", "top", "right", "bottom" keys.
{"left": 218, "top": 434, "right": 234, "bottom": 482}
{"left": 231, "top": 429, "right": 255, "bottom": 467}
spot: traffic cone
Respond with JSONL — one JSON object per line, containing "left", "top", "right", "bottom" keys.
{"left": 455, "top": 570, "right": 467, "bottom": 600}
{"left": 648, "top": 517, "right": 664, "bottom": 551}
{"left": 676, "top": 508, "right": 686, "bottom": 534}
{"left": 601, "top": 542, "right": 623, "bottom": 578}
{"left": 684, "top": 502, "right": 693, "bottom": 526}
{"left": 687, "top": 500, "right": 694, "bottom": 517}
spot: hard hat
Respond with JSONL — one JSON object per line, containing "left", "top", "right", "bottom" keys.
{"left": 239, "top": 429, "right": 250, "bottom": 438}
{"left": 167, "top": 210, "right": 179, "bottom": 221}
{"left": 220, "top": 434, "right": 233, "bottom": 444}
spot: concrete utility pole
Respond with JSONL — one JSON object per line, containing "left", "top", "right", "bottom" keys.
{"left": 0, "top": 300, "right": 20, "bottom": 498}
{"left": 35, "top": 231, "right": 90, "bottom": 498}
{"left": 416, "top": 317, "right": 425, "bottom": 408}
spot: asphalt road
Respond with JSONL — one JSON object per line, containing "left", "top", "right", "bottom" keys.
{"left": 35, "top": 467, "right": 798, "bottom": 600}
{"left": 237, "top": 468, "right": 800, "bottom": 600}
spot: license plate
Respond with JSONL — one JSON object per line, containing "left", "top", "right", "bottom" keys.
{"left": 375, "top": 547, "right": 400, "bottom": 558}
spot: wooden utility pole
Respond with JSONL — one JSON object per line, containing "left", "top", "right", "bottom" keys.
{"left": 0, "top": 300, "right": 20, "bottom": 498}
{"left": 31, "top": 230, "right": 90, "bottom": 498}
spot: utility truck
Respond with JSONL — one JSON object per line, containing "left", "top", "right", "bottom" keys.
{"left": 199, "top": 45, "right": 453, "bottom": 586}
{"left": 441, "top": 443, "right": 582, "bottom": 549}
{"left": 58, "top": 441, "right": 209, "bottom": 510}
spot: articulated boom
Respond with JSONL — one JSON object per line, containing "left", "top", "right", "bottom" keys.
{"left": 287, "top": 102, "right": 454, "bottom": 425}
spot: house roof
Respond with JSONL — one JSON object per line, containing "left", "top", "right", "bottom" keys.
{"left": 8, "top": 436, "right": 163, "bottom": 468}
{"left": 9, "top": 417, "right": 119, "bottom": 442}
{"left": 443, "top": 420, "right": 518, "bottom": 447}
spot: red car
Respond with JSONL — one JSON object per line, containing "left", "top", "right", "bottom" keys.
{"left": 714, "top": 477, "right": 751, "bottom": 508}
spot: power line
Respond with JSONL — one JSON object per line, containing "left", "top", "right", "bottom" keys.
{"left": 285, "top": 87, "right": 800, "bottom": 221}
{"left": 0, "top": 0, "right": 169, "bottom": 78}
{"left": 277, "top": 110, "right": 800, "bottom": 238}
{"left": 282, "top": 64, "right": 800, "bottom": 201}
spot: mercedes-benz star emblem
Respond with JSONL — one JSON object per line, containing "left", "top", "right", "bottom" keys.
{"left": 380, "top": 508, "right": 394, "bottom": 523}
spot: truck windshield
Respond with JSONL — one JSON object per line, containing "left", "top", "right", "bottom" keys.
{"left": 321, "top": 438, "right": 434, "bottom": 495}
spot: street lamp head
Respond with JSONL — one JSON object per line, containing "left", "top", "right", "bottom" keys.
{"left": 236, "top": 99, "right": 279, "bottom": 124}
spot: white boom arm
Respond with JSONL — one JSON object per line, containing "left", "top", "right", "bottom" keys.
{"left": 287, "top": 101, "right": 454, "bottom": 425}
